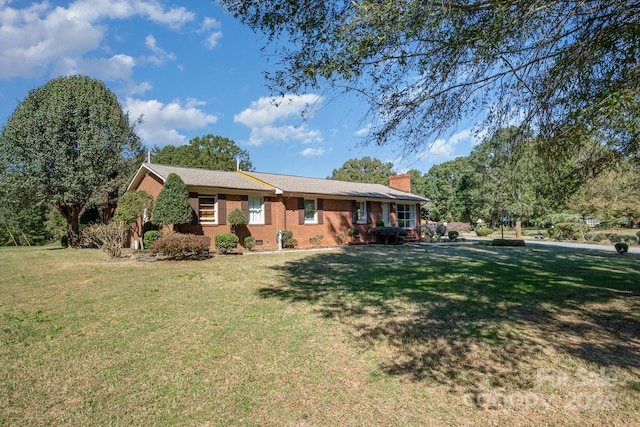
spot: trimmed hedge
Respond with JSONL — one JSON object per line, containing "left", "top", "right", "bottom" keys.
{"left": 474, "top": 226, "right": 494, "bottom": 237}
{"left": 615, "top": 242, "right": 629, "bottom": 254}
{"left": 244, "top": 236, "right": 256, "bottom": 250}
{"left": 143, "top": 230, "right": 162, "bottom": 249}
{"left": 215, "top": 233, "right": 239, "bottom": 254}
{"left": 369, "top": 226, "right": 408, "bottom": 244}
{"left": 150, "top": 233, "right": 211, "bottom": 259}
{"left": 491, "top": 239, "right": 526, "bottom": 247}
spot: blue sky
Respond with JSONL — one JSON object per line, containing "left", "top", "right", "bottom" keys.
{"left": 0, "top": 0, "right": 479, "bottom": 178}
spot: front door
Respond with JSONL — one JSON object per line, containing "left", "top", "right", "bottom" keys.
{"left": 382, "top": 203, "right": 391, "bottom": 226}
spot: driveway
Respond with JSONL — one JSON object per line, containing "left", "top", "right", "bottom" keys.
{"left": 523, "top": 238, "right": 640, "bottom": 254}
{"left": 468, "top": 237, "right": 640, "bottom": 254}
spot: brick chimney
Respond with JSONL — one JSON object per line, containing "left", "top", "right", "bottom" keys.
{"left": 388, "top": 173, "right": 411, "bottom": 192}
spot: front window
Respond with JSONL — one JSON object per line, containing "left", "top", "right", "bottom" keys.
{"left": 304, "top": 199, "right": 317, "bottom": 223}
{"left": 396, "top": 203, "right": 416, "bottom": 228}
{"left": 355, "top": 200, "right": 367, "bottom": 224}
{"left": 249, "top": 196, "right": 264, "bottom": 224}
{"left": 199, "top": 196, "right": 216, "bottom": 224}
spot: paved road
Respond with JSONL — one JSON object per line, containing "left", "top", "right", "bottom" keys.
{"left": 468, "top": 237, "right": 640, "bottom": 255}
{"left": 523, "top": 239, "right": 640, "bottom": 254}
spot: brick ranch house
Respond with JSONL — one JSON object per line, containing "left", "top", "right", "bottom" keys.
{"left": 127, "top": 163, "right": 428, "bottom": 249}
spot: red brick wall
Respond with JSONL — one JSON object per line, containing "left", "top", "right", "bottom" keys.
{"left": 130, "top": 171, "right": 421, "bottom": 249}
{"left": 136, "top": 172, "right": 164, "bottom": 198}
{"left": 389, "top": 174, "right": 411, "bottom": 192}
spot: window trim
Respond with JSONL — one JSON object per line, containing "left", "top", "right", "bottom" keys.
{"left": 248, "top": 196, "right": 264, "bottom": 225}
{"left": 396, "top": 203, "right": 416, "bottom": 228}
{"left": 304, "top": 198, "right": 318, "bottom": 224}
{"left": 198, "top": 195, "right": 217, "bottom": 225}
{"left": 354, "top": 200, "right": 367, "bottom": 224}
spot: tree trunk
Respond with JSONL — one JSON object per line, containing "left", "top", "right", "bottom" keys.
{"left": 515, "top": 218, "right": 522, "bottom": 239}
{"left": 60, "top": 205, "right": 82, "bottom": 248}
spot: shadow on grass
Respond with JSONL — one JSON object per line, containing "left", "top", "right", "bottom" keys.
{"left": 260, "top": 245, "right": 640, "bottom": 388}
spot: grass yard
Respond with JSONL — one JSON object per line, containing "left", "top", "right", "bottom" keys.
{"left": 1, "top": 243, "right": 639, "bottom": 426}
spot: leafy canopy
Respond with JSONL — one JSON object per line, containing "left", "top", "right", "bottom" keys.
{"left": 112, "top": 190, "right": 154, "bottom": 242}
{"left": 152, "top": 134, "right": 254, "bottom": 171}
{"left": 329, "top": 156, "right": 395, "bottom": 185}
{"left": 219, "top": 0, "right": 639, "bottom": 160}
{"left": 153, "top": 173, "right": 193, "bottom": 226}
{"left": 0, "top": 75, "right": 142, "bottom": 247}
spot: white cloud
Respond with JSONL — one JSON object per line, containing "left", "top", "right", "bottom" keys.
{"left": 58, "top": 54, "right": 136, "bottom": 80}
{"left": 0, "top": 0, "right": 193, "bottom": 80}
{"left": 205, "top": 31, "right": 223, "bottom": 49}
{"left": 201, "top": 16, "right": 221, "bottom": 31}
{"left": 354, "top": 123, "right": 372, "bottom": 137}
{"left": 234, "top": 94, "right": 324, "bottom": 146}
{"left": 124, "top": 97, "right": 218, "bottom": 146}
{"left": 200, "top": 17, "right": 223, "bottom": 49}
{"left": 415, "top": 129, "right": 474, "bottom": 163}
{"left": 142, "top": 34, "right": 176, "bottom": 66}
{"left": 301, "top": 147, "right": 326, "bottom": 157}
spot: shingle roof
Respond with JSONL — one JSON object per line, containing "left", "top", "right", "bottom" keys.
{"left": 137, "top": 163, "right": 272, "bottom": 191}
{"left": 242, "top": 171, "right": 427, "bottom": 202}
{"left": 130, "top": 163, "right": 427, "bottom": 202}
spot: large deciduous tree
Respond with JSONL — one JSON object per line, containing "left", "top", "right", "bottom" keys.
{"left": 329, "top": 156, "right": 394, "bottom": 185}
{"left": 0, "top": 76, "right": 143, "bottom": 247}
{"left": 467, "top": 127, "right": 539, "bottom": 237}
{"left": 219, "top": 0, "right": 639, "bottom": 161}
{"left": 422, "top": 157, "right": 475, "bottom": 223}
{"left": 152, "top": 134, "right": 254, "bottom": 171}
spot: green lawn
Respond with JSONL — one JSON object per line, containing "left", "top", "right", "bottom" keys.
{"left": 1, "top": 244, "right": 639, "bottom": 426}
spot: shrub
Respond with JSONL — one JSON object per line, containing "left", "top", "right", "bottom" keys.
{"left": 492, "top": 239, "right": 526, "bottom": 247}
{"left": 446, "top": 222, "right": 472, "bottom": 233}
{"left": 335, "top": 232, "right": 345, "bottom": 244}
{"left": 606, "top": 233, "right": 622, "bottom": 243}
{"left": 447, "top": 230, "right": 459, "bottom": 240}
{"left": 143, "top": 230, "right": 162, "bottom": 249}
{"left": 151, "top": 233, "right": 211, "bottom": 259}
{"left": 375, "top": 218, "right": 385, "bottom": 227}
{"left": 83, "top": 221, "right": 127, "bottom": 259}
{"left": 227, "top": 208, "right": 248, "bottom": 227}
{"left": 615, "top": 242, "right": 629, "bottom": 254}
{"left": 244, "top": 236, "right": 256, "bottom": 250}
{"left": 310, "top": 235, "right": 324, "bottom": 246}
{"left": 215, "top": 233, "right": 239, "bottom": 254}
{"left": 278, "top": 229, "right": 297, "bottom": 248}
{"left": 474, "top": 226, "right": 493, "bottom": 237}
{"left": 347, "top": 227, "right": 360, "bottom": 237}
{"left": 369, "top": 226, "right": 408, "bottom": 244}
{"left": 553, "top": 222, "right": 589, "bottom": 240}
{"left": 421, "top": 223, "right": 447, "bottom": 241}
{"left": 592, "top": 233, "right": 607, "bottom": 243}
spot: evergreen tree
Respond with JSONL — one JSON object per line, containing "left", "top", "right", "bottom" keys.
{"left": 152, "top": 173, "right": 193, "bottom": 227}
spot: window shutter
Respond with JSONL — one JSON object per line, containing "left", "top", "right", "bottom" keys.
{"left": 317, "top": 198, "right": 323, "bottom": 224}
{"left": 298, "top": 198, "right": 305, "bottom": 225}
{"left": 218, "top": 194, "right": 226, "bottom": 225}
{"left": 352, "top": 200, "right": 357, "bottom": 223}
{"left": 189, "top": 192, "right": 199, "bottom": 225}
{"left": 366, "top": 201, "right": 373, "bottom": 224}
{"left": 264, "top": 198, "right": 272, "bottom": 225}
{"left": 241, "top": 195, "right": 249, "bottom": 220}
